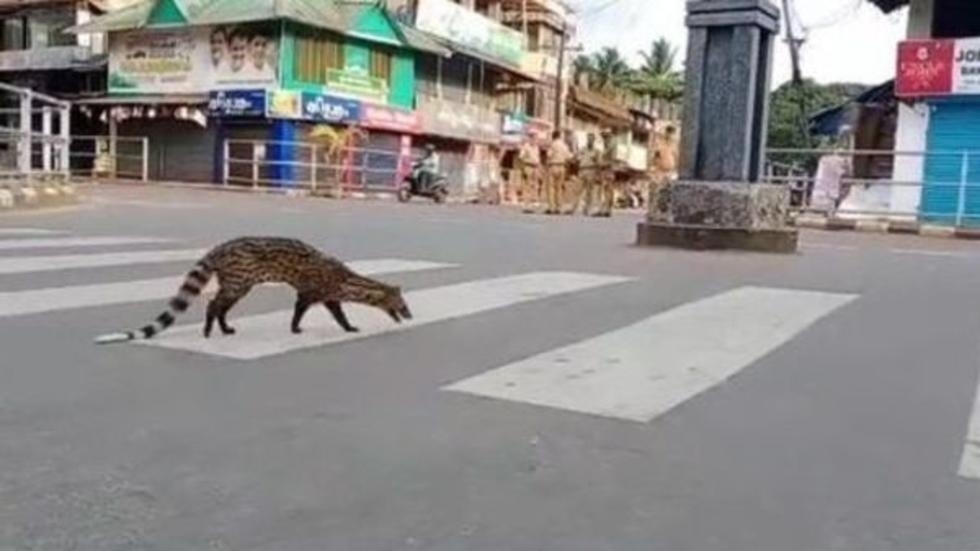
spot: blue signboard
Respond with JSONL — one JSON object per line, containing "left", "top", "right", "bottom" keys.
{"left": 208, "top": 89, "right": 267, "bottom": 117}
{"left": 301, "top": 92, "right": 361, "bottom": 123}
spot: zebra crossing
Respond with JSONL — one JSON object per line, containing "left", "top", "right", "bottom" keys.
{"left": 1, "top": 226, "right": 978, "bottom": 480}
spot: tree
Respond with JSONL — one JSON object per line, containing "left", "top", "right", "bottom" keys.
{"left": 572, "top": 54, "right": 595, "bottom": 86}
{"left": 767, "top": 79, "right": 865, "bottom": 167}
{"left": 590, "top": 47, "right": 632, "bottom": 92}
{"left": 631, "top": 38, "right": 684, "bottom": 103}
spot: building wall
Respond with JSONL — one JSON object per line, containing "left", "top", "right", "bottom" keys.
{"left": 279, "top": 23, "right": 415, "bottom": 110}
{"left": 889, "top": 0, "right": 934, "bottom": 212}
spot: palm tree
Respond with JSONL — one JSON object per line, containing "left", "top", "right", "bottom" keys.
{"left": 590, "top": 47, "right": 632, "bottom": 92}
{"left": 572, "top": 54, "right": 595, "bottom": 86}
{"left": 632, "top": 38, "right": 684, "bottom": 103}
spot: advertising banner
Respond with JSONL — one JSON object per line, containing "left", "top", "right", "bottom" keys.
{"left": 109, "top": 23, "right": 279, "bottom": 94}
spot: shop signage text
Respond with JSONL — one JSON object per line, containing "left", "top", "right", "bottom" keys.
{"left": 895, "top": 37, "right": 980, "bottom": 97}
{"left": 419, "top": 99, "right": 501, "bottom": 143}
{"left": 301, "top": 92, "right": 361, "bottom": 123}
{"left": 415, "top": 0, "right": 526, "bottom": 67}
{"left": 109, "top": 23, "right": 279, "bottom": 94}
{"left": 208, "top": 89, "right": 267, "bottom": 117}
{"left": 267, "top": 90, "right": 302, "bottom": 119}
{"left": 325, "top": 67, "right": 388, "bottom": 104}
{"left": 361, "top": 104, "right": 420, "bottom": 133}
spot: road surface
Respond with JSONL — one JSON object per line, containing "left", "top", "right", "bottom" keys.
{"left": 1, "top": 184, "right": 978, "bottom": 550}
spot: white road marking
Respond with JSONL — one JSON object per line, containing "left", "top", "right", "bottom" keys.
{"left": 140, "top": 272, "right": 632, "bottom": 360}
{"left": 800, "top": 243, "right": 858, "bottom": 252}
{"left": 0, "top": 259, "right": 456, "bottom": 318}
{"left": 0, "top": 228, "right": 66, "bottom": 236}
{"left": 889, "top": 248, "right": 975, "bottom": 259}
{"left": 0, "top": 249, "right": 207, "bottom": 275}
{"left": 0, "top": 236, "right": 172, "bottom": 251}
{"left": 959, "top": 374, "right": 980, "bottom": 480}
{"left": 445, "top": 287, "right": 858, "bottom": 422}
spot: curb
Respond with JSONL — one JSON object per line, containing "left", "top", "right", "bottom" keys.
{"left": 790, "top": 215, "right": 980, "bottom": 240}
{"left": 0, "top": 183, "right": 77, "bottom": 211}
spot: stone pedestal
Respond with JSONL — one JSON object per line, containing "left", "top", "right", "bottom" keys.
{"left": 637, "top": 181, "right": 798, "bottom": 253}
{"left": 636, "top": 0, "right": 797, "bottom": 254}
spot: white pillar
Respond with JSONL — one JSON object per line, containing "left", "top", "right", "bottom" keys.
{"left": 888, "top": 0, "right": 934, "bottom": 217}
{"left": 41, "top": 107, "right": 52, "bottom": 172}
{"left": 59, "top": 106, "right": 71, "bottom": 177}
{"left": 19, "top": 91, "right": 32, "bottom": 175}
{"left": 108, "top": 111, "right": 118, "bottom": 178}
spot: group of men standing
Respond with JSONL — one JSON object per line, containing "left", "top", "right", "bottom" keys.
{"left": 514, "top": 127, "right": 677, "bottom": 218}
{"left": 516, "top": 130, "right": 619, "bottom": 217}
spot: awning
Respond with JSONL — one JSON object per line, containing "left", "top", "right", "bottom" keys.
{"left": 68, "top": 0, "right": 450, "bottom": 56}
{"left": 75, "top": 94, "right": 208, "bottom": 105}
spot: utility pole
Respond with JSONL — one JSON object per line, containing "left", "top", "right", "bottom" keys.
{"left": 780, "top": 0, "right": 803, "bottom": 84}
{"left": 553, "top": 22, "right": 567, "bottom": 132}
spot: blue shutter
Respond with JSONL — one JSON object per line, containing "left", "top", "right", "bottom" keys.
{"left": 923, "top": 101, "right": 980, "bottom": 225}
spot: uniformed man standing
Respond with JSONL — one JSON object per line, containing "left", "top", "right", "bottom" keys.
{"left": 545, "top": 131, "right": 572, "bottom": 215}
{"left": 517, "top": 139, "right": 542, "bottom": 214}
{"left": 571, "top": 133, "right": 601, "bottom": 215}
{"left": 649, "top": 125, "right": 678, "bottom": 214}
{"left": 594, "top": 130, "right": 618, "bottom": 217}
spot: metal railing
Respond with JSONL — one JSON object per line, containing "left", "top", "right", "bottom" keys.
{"left": 66, "top": 135, "right": 148, "bottom": 182}
{"left": 223, "top": 139, "right": 409, "bottom": 195}
{"left": 763, "top": 148, "right": 980, "bottom": 227}
{"left": 222, "top": 139, "right": 502, "bottom": 199}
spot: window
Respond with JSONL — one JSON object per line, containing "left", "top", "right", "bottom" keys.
{"left": 369, "top": 49, "right": 392, "bottom": 85}
{"left": 29, "top": 9, "right": 76, "bottom": 48}
{"left": 294, "top": 30, "right": 344, "bottom": 84}
{"left": 1, "top": 18, "right": 25, "bottom": 51}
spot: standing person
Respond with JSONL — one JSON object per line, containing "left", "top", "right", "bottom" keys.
{"left": 570, "top": 133, "right": 601, "bottom": 215}
{"left": 595, "top": 130, "right": 618, "bottom": 217}
{"left": 517, "top": 139, "right": 542, "bottom": 214}
{"left": 649, "top": 125, "right": 678, "bottom": 209}
{"left": 545, "top": 131, "right": 572, "bottom": 215}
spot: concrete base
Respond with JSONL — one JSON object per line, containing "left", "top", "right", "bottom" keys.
{"left": 636, "top": 222, "right": 799, "bottom": 254}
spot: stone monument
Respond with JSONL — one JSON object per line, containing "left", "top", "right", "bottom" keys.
{"left": 636, "top": 0, "right": 799, "bottom": 253}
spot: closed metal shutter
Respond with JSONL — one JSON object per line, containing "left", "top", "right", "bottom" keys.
{"left": 923, "top": 102, "right": 980, "bottom": 224}
{"left": 122, "top": 119, "right": 216, "bottom": 183}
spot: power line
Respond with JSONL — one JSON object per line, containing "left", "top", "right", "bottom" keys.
{"left": 577, "top": 0, "right": 628, "bottom": 17}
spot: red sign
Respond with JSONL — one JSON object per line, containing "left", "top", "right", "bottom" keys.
{"left": 360, "top": 104, "right": 420, "bottom": 133}
{"left": 896, "top": 39, "right": 955, "bottom": 97}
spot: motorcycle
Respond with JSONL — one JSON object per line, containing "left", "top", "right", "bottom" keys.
{"left": 398, "top": 163, "right": 449, "bottom": 204}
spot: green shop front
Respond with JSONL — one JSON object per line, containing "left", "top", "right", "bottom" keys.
{"left": 74, "top": 0, "right": 438, "bottom": 187}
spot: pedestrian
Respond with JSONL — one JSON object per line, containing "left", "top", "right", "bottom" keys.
{"left": 517, "top": 139, "right": 542, "bottom": 214}
{"left": 570, "top": 133, "right": 601, "bottom": 215}
{"left": 545, "top": 131, "right": 572, "bottom": 215}
{"left": 594, "top": 130, "right": 618, "bottom": 217}
{"left": 649, "top": 124, "right": 678, "bottom": 210}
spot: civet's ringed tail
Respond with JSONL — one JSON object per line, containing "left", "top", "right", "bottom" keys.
{"left": 94, "top": 257, "right": 213, "bottom": 345}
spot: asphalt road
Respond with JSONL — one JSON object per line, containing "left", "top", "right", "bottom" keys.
{"left": 1, "top": 184, "right": 979, "bottom": 551}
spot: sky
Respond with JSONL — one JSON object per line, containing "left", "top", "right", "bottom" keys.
{"left": 568, "top": 0, "right": 909, "bottom": 88}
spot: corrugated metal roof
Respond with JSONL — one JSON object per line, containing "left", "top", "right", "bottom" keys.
{"left": 67, "top": 0, "right": 450, "bottom": 55}
{"left": 867, "top": 0, "right": 909, "bottom": 13}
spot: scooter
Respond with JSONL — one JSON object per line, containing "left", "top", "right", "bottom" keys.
{"left": 398, "top": 164, "right": 449, "bottom": 204}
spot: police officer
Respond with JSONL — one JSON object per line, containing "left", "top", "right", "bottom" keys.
{"left": 594, "top": 130, "right": 618, "bottom": 217}
{"left": 571, "top": 133, "right": 601, "bottom": 215}
{"left": 517, "top": 139, "right": 542, "bottom": 214}
{"left": 545, "top": 131, "right": 572, "bottom": 215}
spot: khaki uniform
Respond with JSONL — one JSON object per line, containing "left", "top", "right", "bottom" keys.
{"left": 572, "top": 145, "right": 601, "bottom": 215}
{"left": 517, "top": 142, "right": 542, "bottom": 213}
{"left": 648, "top": 134, "right": 678, "bottom": 214}
{"left": 545, "top": 138, "right": 572, "bottom": 214}
{"left": 595, "top": 137, "right": 618, "bottom": 217}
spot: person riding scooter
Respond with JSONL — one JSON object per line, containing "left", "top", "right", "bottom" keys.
{"left": 400, "top": 144, "right": 449, "bottom": 203}
{"left": 413, "top": 144, "right": 441, "bottom": 192}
